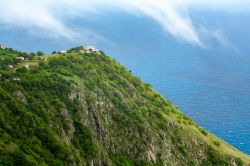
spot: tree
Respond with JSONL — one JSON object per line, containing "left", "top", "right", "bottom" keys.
{"left": 16, "top": 67, "right": 27, "bottom": 73}
{"left": 37, "top": 51, "right": 45, "bottom": 56}
{"left": 30, "top": 53, "right": 36, "bottom": 57}
{"left": 3, "top": 57, "right": 14, "bottom": 65}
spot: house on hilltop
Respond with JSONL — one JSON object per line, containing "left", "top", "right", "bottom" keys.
{"left": 0, "top": 44, "right": 5, "bottom": 49}
{"left": 16, "top": 56, "right": 25, "bottom": 61}
{"left": 80, "top": 46, "right": 99, "bottom": 53}
{"left": 59, "top": 50, "right": 67, "bottom": 54}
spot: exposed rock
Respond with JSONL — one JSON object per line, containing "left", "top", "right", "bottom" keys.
{"left": 13, "top": 91, "right": 27, "bottom": 104}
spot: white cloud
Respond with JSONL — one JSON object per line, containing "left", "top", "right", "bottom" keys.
{"left": 173, "top": 0, "right": 250, "bottom": 10}
{"left": 117, "top": 0, "right": 203, "bottom": 46}
{"left": 212, "top": 30, "right": 233, "bottom": 48}
{"left": 0, "top": 0, "right": 249, "bottom": 47}
{"left": 0, "top": 0, "right": 109, "bottom": 43}
{"left": 198, "top": 26, "right": 237, "bottom": 50}
{"left": 0, "top": 0, "right": 77, "bottom": 40}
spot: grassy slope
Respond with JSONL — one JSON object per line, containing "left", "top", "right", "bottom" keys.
{"left": 0, "top": 48, "right": 249, "bottom": 165}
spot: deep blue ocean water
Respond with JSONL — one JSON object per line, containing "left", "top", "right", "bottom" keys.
{"left": 1, "top": 10, "right": 250, "bottom": 154}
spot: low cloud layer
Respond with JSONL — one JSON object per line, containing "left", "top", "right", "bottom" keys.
{"left": 119, "top": 0, "right": 203, "bottom": 46}
{"left": 0, "top": 0, "right": 249, "bottom": 47}
{"left": 0, "top": 0, "right": 77, "bottom": 40}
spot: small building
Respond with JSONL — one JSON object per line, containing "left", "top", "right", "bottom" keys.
{"left": 59, "top": 50, "right": 67, "bottom": 54}
{"left": 13, "top": 77, "right": 21, "bottom": 81}
{"left": 81, "top": 46, "right": 99, "bottom": 52}
{"left": 16, "top": 56, "right": 25, "bottom": 61}
{"left": 7, "top": 65, "right": 14, "bottom": 69}
{"left": 0, "top": 44, "right": 5, "bottom": 49}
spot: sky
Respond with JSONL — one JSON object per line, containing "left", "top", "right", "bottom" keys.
{"left": 1, "top": 0, "right": 250, "bottom": 50}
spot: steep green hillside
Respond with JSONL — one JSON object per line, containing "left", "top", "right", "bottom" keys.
{"left": 0, "top": 47, "right": 249, "bottom": 166}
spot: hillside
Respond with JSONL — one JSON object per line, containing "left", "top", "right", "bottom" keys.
{"left": 0, "top": 47, "right": 249, "bottom": 166}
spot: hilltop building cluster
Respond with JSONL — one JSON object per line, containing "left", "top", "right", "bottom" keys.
{"left": 80, "top": 46, "right": 99, "bottom": 53}
{"left": 59, "top": 45, "right": 100, "bottom": 54}
{"left": 1, "top": 45, "right": 101, "bottom": 72}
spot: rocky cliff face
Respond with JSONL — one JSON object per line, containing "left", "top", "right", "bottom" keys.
{"left": 0, "top": 48, "right": 249, "bottom": 165}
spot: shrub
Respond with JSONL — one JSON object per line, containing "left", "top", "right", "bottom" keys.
{"left": 110, "top": 154, "right": 162, "bottom": 166}
{"left": 37, "top": 51, "right": 45, "bottom": 56}
{"left": 213, "top": 141, "right": 221, "bottom": 147}
{"left": 72, "top": 121, "right": 97, "bottom": 161}
{"left": 202, "top": 147, "right": 230, "bottom": 166}
{"left": 235, "top": 157, "right": 243, "bottom": 166}
{"left": 199, "top": 128, "right": 208, "bottom": 136}
{"left": 178, "top": 144, "right": 188, "bottom": 156}
{"left": 16, "top": 67, "right": 28, "bottom": 73}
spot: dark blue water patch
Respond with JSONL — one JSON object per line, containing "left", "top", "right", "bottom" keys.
{"left": 160, "top": 79, "right": 250, "bottom": 154}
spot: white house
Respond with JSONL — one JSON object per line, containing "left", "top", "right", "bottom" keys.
{"left": 0, "top": 44, "right": 5, "bottom": 49}
{"left": 59, "top": 50, "right": 67, "bottom": 54}
{"left": 81, "top": 46, "right": 99, "bottom": 52}
{"left": 7, "top": 65, "right": 14, "bottom": 69}
{"left": 13, "top": 77, "right": 21, "bottom": 81}
{"left": 16, "top": 56, "right": 25, "bottom": 61}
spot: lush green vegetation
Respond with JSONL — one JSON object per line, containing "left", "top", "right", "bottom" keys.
{"left": 0, "top": 47, "right": 249, "bottom": 165}
{"left": 213, "top": 140, "right": 221, "bottom": 147}
{"left": 110, "top": 155, "right": 162, "bottom": 166}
